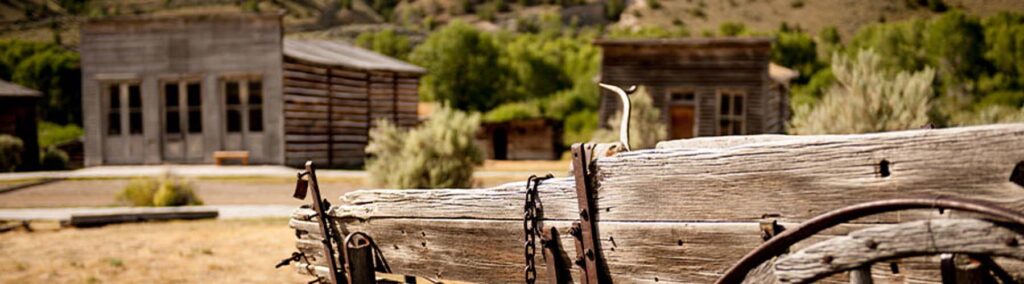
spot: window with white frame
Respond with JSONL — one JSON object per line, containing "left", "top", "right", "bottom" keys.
{"left": 717, "top": 91, "right": 745, "bottom": 136}
{"left": 224, "top": 78, "right": 263, "bottom": 133}
{"left": 105, "top": 82, "right": 142, "bottom": 136}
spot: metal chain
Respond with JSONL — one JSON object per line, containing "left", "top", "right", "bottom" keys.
{"left": 524, "top": 173, "right": 554, "bottom": 284}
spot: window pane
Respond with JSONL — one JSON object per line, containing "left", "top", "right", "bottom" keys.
{"left": 733, "top": 121, "right": 743, "bottom": 135}
{"left": 188, "top": 110, "right": 202, "bottom": 133}
{"left": 718, "top": 120, "right": 729, "bottom": 136}
{"left": 248, "top": 81, "right": 262, "bottom": 106}
{"left": 166, "top": 111, "right": 180, "bottom": 134}
{"left": 733, "top": 95, "right": 744, "bottom": 115}
{"left": 187, "top": 83, "right": 201, "bottom": 107}
{"left": 109, "top": 86, "right": 120, "bottom": 109}
{"left": 128, "top": 85, "right": 141, "bottom": 108}
{"left": 672, "top": 92, "right": 694, "bottom": 103}
{"left": 226, "top": 82, "right": 240, "bottom": 106}
{"left": 108, "top": 113, "right": 121, "bottom": 135}
{"left": 249, "top": 108, "right": 263, "bottom": 132}
{"left": 720, "top": 95, "right": 730, "bottom": 115}
{"left": 129, "top": 111, "right": 143, "bottom": 134}
{"left": 165, "top": 84, "right": 179, "bottom": 107}
{"left": 227, "top": 110, "right": 241, "bottom": 133}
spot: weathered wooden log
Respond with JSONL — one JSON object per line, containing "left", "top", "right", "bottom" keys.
{"left": 772, "top": 218, "right": 1024, "bottom": 284}
{"left": 290, "top": 124, "right": 1024, "bottom": 283}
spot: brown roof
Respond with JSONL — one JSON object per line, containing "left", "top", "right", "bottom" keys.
{"left": 283, "top": 39, "right": 426, "bottom": 74}
{"left": 594, "top": 37, "right": 772, "bottom": 48}
{"left": 0, "top": 79, "right": 41, "bottom": 98}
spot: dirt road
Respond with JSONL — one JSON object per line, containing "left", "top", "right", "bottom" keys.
{"left": 0, "top": 218, "right": 312, "bottom": 283}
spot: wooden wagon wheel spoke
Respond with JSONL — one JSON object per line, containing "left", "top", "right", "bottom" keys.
{"left": 769, "top": 218, "right": 1024, "bottom": 284}
{"left": 718, "top": 197, "right": 1024, "bottom": 284}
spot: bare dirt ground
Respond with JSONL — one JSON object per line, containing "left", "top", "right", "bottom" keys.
{"left": 0, "top": 218, "right": 311, "bottom": 283}
{"left": 0, "top": 178, "right": 365, "bottom": 208}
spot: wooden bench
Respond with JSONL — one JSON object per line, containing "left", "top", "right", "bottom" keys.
{"left": 213, "top": 151, "right": 249, "bottom": 166}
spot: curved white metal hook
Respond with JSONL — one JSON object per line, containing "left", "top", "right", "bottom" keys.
{"left": 598, "top": 83, "right": 636, "bottom": 152}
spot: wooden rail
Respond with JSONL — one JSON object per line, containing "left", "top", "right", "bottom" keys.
{"left": 290, "top": 123, "right": 1024, "bottom": 283}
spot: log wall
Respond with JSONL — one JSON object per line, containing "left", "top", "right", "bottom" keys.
{"left": 282, "top": 58, "right": 419, "bottom": 168}
{"left": 291, "top": 123, "right": 1024, "bottom": 283}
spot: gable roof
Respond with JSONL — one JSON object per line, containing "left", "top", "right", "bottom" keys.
{"left": 0, "top": 79, "right": 41, "bottom": 98}
{"left": 283, "top": 38, "right": 426, "bottom": 74}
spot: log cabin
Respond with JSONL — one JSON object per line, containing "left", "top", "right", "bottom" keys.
{"left": 477, "top": 119, "right": 563, "bottom": 160}
{"left": 595, "top": 38, "right": 796, "bottom": 139}
{"left": 80, "top": 13, "right": 424, "bottom": 167}
{"left": 0, "top": 79, "right": 40, "bottom": 169}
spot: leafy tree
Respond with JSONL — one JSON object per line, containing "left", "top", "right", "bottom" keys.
{"left": 410, "top": 21, "right": 506, "bottom": 111}
{"left": 772, "top": 30, "right": 819, "bottom": 82}
{"left": 982, "top": 12, "right": 1024, "bottom": 89}
{"left": 790, "top": 50, "right": 935, "bottom": 134}
{"left": 0, "top": 135, "right": 23, "bottom": 172}
{"left": 355, "top": 29, "right": 413, "bottom": 60}
{"left": 592, "top": 87, "right": 667, "bottom": 150}
{"left": 604, "top": 0, "right": 625, "bottom": 21}
{"left": 366, "top": 106, "right": 484, "bottom": 189}
{"left": 0, "top": 40, "right": 81, "bottom": 125}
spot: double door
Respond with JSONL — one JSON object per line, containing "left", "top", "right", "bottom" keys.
{"left": 162, "top": 81, "right": 205, "bottom": 163}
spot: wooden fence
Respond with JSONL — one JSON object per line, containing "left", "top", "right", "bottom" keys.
{"left": 290, "top": 123, "right": 1024, "bottom": 283}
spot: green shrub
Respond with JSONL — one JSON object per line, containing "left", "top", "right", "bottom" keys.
{"left": 0, "top": 135, "right": 23, "bottom": 172}
{"left": 603, "top": 0, "right": 625, "bottom": 21}
{"left": 39, "top": 146, "right": 68, "bottom": 170}
{"left": 366, "top": 106, "right": 483, "bottom": 189}
{"left": 719, "top": 22, "right": 747, "bottom": 36}
{"left": 355, "top": 29, "right": 413, "bottom": 60}
{"left": 592, "top": 87, "right": 667, "bottom": 150}
{"left": 117, "top": 176, "right": 202, "bottom": 207}
{"left": 117, "top": 178, "right": 159, "bottom": 207}
{"left": 790, "top": 50, "right": 935, "bottom": 134}
{"left": 153, "top": 178, "right": 202, "bottom": 206}
{"left": 38, "top": 121, "right": 83, "bottom": 148}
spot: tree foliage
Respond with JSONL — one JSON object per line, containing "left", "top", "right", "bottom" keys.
{"left": 0, "top": 39, "right": 81, "bottom": 125}
{"left": 410, "top": 21, "right": 505, "bottom": 111}
{"left": 791, "top": 50, "right": 935, "bottom": 134}
{"left": 355, "top": 29, "right": 413, "bottom": 60}
{"left": 366, "top": 106, "right": 484, "bottom": 189}
{"left": 591, "top": 87, "right": 667, "bottom": 150}
{"left": 0, "top": 135, "right": 24, "bottom": 172}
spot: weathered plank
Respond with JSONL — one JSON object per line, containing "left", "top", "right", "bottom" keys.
{"left": 335, "top": 124, "right": 1024, "bottom": 223}
{"left": 772, "top": 218, "right": 1024, "bottom": 283}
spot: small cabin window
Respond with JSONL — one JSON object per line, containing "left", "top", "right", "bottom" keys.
{"left": 106, "top": 82, "right": 141, "bottom": 136}
{"left": 671, "top": 91, "right": 695, "bottom": 105}
{"left": 163, "top": 80, "right": 202, "bottom": 135}
{"left": 223, "top": 78, "right": 263, "bottom": 133}
{"left": 107, "top": 85, "right": 121, "bottom": 135}
{"left": 186, "top": 83, "right": 202, "bottom": 133}
{"left": 717, "top": 91, "right": 745, "bottom": 135}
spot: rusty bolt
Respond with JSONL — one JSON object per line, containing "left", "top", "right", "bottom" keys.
{"left": 580, "top": 209, "right": 589, "bottom": 221}
{"left": 821, "top": 255, "right": 834, "bottom": 264}
{"left": 586, "top": 249, "right": 595, "bottom": 260}
{"left": 1006, "top": 237, "right": 1018, "bottom": 247}
{"left": 865, "top": 239, "right": 878, "bottom": 249}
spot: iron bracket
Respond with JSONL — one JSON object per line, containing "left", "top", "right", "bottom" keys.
{"left": 570, "top": 143, "right": 612, "bottom": 284}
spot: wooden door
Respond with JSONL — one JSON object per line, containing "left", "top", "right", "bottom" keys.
{"left": 670, "top": 105, "right": 695, "bottom": 139}
{"left": 668, "top": 90, "right": 696, "bottom": 139}
{"left": 103, "top": 82, "right": 145, "bottom": 164}
{"left": 162, "top": 81, "right": 204, "bottom": 163}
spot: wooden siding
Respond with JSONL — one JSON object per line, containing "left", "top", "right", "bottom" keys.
{"left": 283, "top": 58, "right": 419, "bottom": 167}
{"left": 598, "top": 39, "right": 780, "bottom": 137}
{"left": 79, "top": 13, "right": 285, "bottom": 165}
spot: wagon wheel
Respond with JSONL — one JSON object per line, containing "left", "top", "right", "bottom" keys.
{"left": 716, "top": 197, "right": 1024, "bottom": 284}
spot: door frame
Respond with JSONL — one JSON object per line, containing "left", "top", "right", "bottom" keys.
{"left": 159, "top": 74, "right": 205, "bottom": 163}
{"left": 664, "top": 87, "right": 698, "bottom": 139}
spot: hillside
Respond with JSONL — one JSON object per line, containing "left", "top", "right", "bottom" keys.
{"left": 2, "top": 0, "right": 1022, "bottom": 46}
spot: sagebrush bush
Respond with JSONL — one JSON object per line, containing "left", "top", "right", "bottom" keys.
{"left": 366, "top": 106, "right": 483, "bottom": 189}
{"left": 0, "top": 135, "right": 24, "bottom": 172}
{"left": 592, "top": 87, "right": 667, "bottom": 150}
{"left": 40, "top": 146, "right": 68, "bottom": 170}
{"left": 117, "top": 176, "right": 203, "bottom": 207}
{"left": 790, "top": 50, "right": 935, "bottom": 134}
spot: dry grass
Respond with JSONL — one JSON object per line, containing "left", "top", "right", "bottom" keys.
{"left": 0, "top": 218, "right": 312, "bottom": 283}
